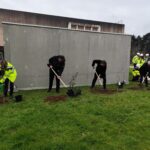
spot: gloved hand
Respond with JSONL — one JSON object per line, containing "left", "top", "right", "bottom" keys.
{"left": 57, "top": 75, "right": 61, "bottom": 79}
{"left": 49, "top": 65, "right": 53, "bottom": 69}
{"left": 47, "top": 64, "right": 53, "bottom": 68}
{"left": 135, "top": 64, "right": 140, "bottom": 69}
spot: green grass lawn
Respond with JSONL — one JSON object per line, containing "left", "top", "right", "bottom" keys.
{"left": 0, "top": 83, "right": 150, "bottom": 150}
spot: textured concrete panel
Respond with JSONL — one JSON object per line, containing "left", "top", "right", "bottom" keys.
{"left": 3, "top": 23, "right": 131, "bottom": 89}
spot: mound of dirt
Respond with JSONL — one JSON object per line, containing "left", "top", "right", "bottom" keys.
{"left": 90, "top": 88, "right": 122, "bottom": 95}
{"left": 0, "top": 96, "right": 9, "bottom": 104}
{"left": 44, "top": 95, "right": 67, "bottom": 103}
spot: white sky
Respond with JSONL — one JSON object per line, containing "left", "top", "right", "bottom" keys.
{"left": 0, "top": 0, "right": 150, "bottom": 36}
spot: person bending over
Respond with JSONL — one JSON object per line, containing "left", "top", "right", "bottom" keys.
{"left": 91, "top": 59, "right": 107, "bottom": 89}
{"left": 47, "top": 55, "right": 65, "bottom": 93}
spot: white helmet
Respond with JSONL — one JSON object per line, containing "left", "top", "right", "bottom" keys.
{"left": 140, "top": 53, "right": 144, "bottom": 57}
{"left": 145, "top": 53, "right": 149, "bottom": 57}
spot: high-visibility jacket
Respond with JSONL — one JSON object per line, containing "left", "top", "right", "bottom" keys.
{"left": 132, "top": 69, "right": 140, "bottom": 77}
{"left": 132, "top": 55, "right": 140, "bottom": 65}
{"left": 0, "top": 62, "right": 17, "bottom": 83}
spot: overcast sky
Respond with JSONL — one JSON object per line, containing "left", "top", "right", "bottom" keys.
{"left": 0, "top": 0, "right": 150, "bottom": 36}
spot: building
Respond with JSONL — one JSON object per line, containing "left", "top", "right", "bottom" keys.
{"left": 0, "top": 8, "right": 125, "bottom": 51}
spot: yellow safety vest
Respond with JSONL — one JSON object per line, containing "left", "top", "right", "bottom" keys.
{"left": 0, "top": 62, "right": 17, "bottom": 83}
{"left": 132, "top": 55, "right": 139, "bottom": 64}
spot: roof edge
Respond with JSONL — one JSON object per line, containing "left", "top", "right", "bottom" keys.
{"left": 0, "top": 8, "right": 125, "bottom": 26}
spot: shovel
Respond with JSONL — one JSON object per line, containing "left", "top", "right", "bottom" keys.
{"left": 93, "top": 68, "right": 103, "bottom": 85}
{"left": 50, "top": 66, "right": 68, "bottom": 88}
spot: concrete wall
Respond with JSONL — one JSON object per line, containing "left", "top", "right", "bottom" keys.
{"left": 3, "top": 23, "right": 131, "bottom": 89}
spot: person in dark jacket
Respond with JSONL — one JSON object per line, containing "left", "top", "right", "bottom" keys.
{"left": 47, "top": 55, "right": 65, "bottom": 92}
{"left": 139, "top": 61, "right": 150, "bottom": 87}
{"left": 91, "top": 59, "right": 107, "bottom": 89}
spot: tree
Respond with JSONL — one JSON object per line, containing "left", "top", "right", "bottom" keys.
{"left": 131, "top": 33, "right": 150, "bottom": 59}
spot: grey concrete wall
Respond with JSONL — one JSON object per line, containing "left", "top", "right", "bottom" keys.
{"left": 3, "top": 23, "right": 131, "bottom": 89}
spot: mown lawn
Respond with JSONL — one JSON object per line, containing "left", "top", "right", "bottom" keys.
{"left": 0, "top": 83, "right": 150, "bottom": 150}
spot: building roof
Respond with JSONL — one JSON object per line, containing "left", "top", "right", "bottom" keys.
{"left": 0, "top": 8, "right": 124, "bottom": 27}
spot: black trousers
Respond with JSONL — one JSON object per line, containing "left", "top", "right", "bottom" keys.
{"left": 91, "top": 73, "right": 106, "bottom": 89}
{"left": 140, "top": 75, "right": 148, "bottom": 87}
{"left": 48, "top": 69, "right": 60, "bottom": 92}
{"left": 4, "top": 78, "right": 14, "bottom": 97}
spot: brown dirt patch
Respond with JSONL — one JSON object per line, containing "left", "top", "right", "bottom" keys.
{"left": 0, "top": 96, "right": 9, "bottom": 104}
{"left": 128, "top": 85, "right": 145, "bottom": 90}
{"left": 44, "top": 95, "right": 67, "bottom": 103}
{"left": 90, "top": 88, "right": 122, "bottom": 95}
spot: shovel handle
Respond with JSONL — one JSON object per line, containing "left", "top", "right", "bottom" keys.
{"left": 50, "top": 67, "right": 67, "bottom": 88}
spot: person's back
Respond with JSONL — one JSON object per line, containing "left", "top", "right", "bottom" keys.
{"left": 92, "top": 60, "right": 107, "bottom": 75}
{"left": 48, "top": 55, "right": 65, "bottom": 74}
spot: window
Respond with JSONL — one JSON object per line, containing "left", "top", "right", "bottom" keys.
{"left": 68, "top": 22, "right": 101, "bottom": 32}
{"left": 85, "top": 25, "right": 92, "bottom": 31}
{"left": 92, "top": 26, "right": 99, "bottom": 31}
{"left": 78, "top": 25, "right": 84, "bottom": 30}
{"left": 71, "top": 24, "right": 77, "bottom": 30}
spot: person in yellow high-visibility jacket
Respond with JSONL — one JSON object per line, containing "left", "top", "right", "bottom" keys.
{"left": 132, "top": 52, "right": 141, "bottom": 81}
{"left": 132, "top": 53, "right": 146, "bottom": 81}
{"left": 132, "top": 52, "right": 140, "bottom": 65}
{"left": 0, "top": 60, "right": 17, "bottom": 97}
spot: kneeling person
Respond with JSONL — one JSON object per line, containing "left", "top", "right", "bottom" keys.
{"left": 0, "top": 60, "right": 17, "bottom": 97}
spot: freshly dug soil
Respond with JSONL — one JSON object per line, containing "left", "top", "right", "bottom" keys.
{"left": 90, "top": 88, "right": 122, "bottom": 95}
{"left": 0, "top": 96, "right": 9, "bottom": 104}
{"left": 44, "top": 95, "right": 67, "bottom": 103}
